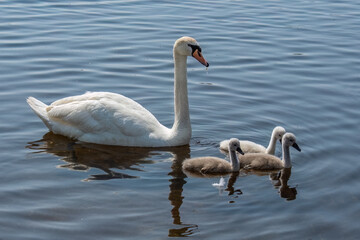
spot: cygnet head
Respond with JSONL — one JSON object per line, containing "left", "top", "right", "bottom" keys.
{"left": 174, "top": 36, "right": 209, "bottom": 67}
{"left": 274, "top": 126, "right": 286, "bottom": 143}
{"left": 282, "top": 133, "right": 301, "bottom": 152}
{"left": 228, "top": 138, "right": 245, "bottom": 155}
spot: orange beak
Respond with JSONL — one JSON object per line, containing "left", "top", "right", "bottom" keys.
{"left": 192, "top": 49, "right": 209, "bottom": 67}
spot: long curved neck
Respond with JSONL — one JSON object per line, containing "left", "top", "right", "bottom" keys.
{"left": 266, "top": 133, "right": 277, "bottom": 154}
{"left": 171, "top": 51, "right": 191, "bottom": 135}
{"left": 229, "top": 150, "right": 240, "bottom": 171}
{"left": 282, "top": 143, "right": 292, "bottom": 168}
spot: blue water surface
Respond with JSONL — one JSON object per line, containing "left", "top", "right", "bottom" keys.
{"left": 0, "top": 0, "right": 360, "bottom": 239}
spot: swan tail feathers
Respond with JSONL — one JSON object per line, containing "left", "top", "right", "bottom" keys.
{"left": 27, "top": 97, "right": 52, "bottom": 130}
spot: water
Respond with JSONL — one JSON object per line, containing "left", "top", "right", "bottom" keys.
{"left": 1, "top": 0, "right": 360, "bottom": 239}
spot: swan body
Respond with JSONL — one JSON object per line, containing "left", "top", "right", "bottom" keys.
{"left": 240, "top": 133, "right": 301, "bottom": 170}
{"left": 182, "top": 138, "right": 244, "bottom": 174}
{"left": 220, "top": 126, "right": 286, "bottom": 155}
{"left": 27, "top": 37, "right": 209, "bottom": 147}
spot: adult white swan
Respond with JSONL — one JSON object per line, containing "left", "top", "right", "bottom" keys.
{"left": 27, "top": 37, "right": 209, "bottom": 147}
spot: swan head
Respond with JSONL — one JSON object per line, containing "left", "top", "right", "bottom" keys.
{"left": 174, "top": 36, "right": 209, "bottom": 67}
{"left": 282, "top": 133, "right": 301, "bottom": 152}
{"left": 273, "top": 126, "right": 286, "bottom": 143}
{"left": 228, "top": 138, "right": 244, "bottom": 155}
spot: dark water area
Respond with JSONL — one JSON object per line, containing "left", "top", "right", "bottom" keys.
{"left": 1, "top": 0, "right": 360, "bottom": 239}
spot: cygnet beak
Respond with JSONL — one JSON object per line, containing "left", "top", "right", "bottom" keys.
{"left": 236, "top": 147, "right": 244, "bottom": 155}
{"left": 292, "top": 142, "right": 301, "bottom": 152}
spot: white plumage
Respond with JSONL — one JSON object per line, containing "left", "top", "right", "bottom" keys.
{"left": 212, "top": 177, "right": 226, "bottom": 188}
{"left": 27, "top": 37, "right": 209, "bottom": 147}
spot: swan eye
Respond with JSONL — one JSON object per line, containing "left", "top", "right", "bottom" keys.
{"left": 188, "top": 44, "right": 202, "bottom": 55}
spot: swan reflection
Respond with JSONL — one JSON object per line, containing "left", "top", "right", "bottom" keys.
{"left": 241, "top": 168, "right": 297, "bottom": 201}
{"left": 27, "top": 132, "right": 198, "bottom": 237}
{"left": 183, "top": 170, "right": 243, "bottom": 198}
{"left": 167, "top": 144, "right": 199, "bottom": 237}
{"left": 269, "top": 168, "right": 297, "bottom": 201}
{"left": 27, "top": 132, "right": 180, "bottom": 181}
